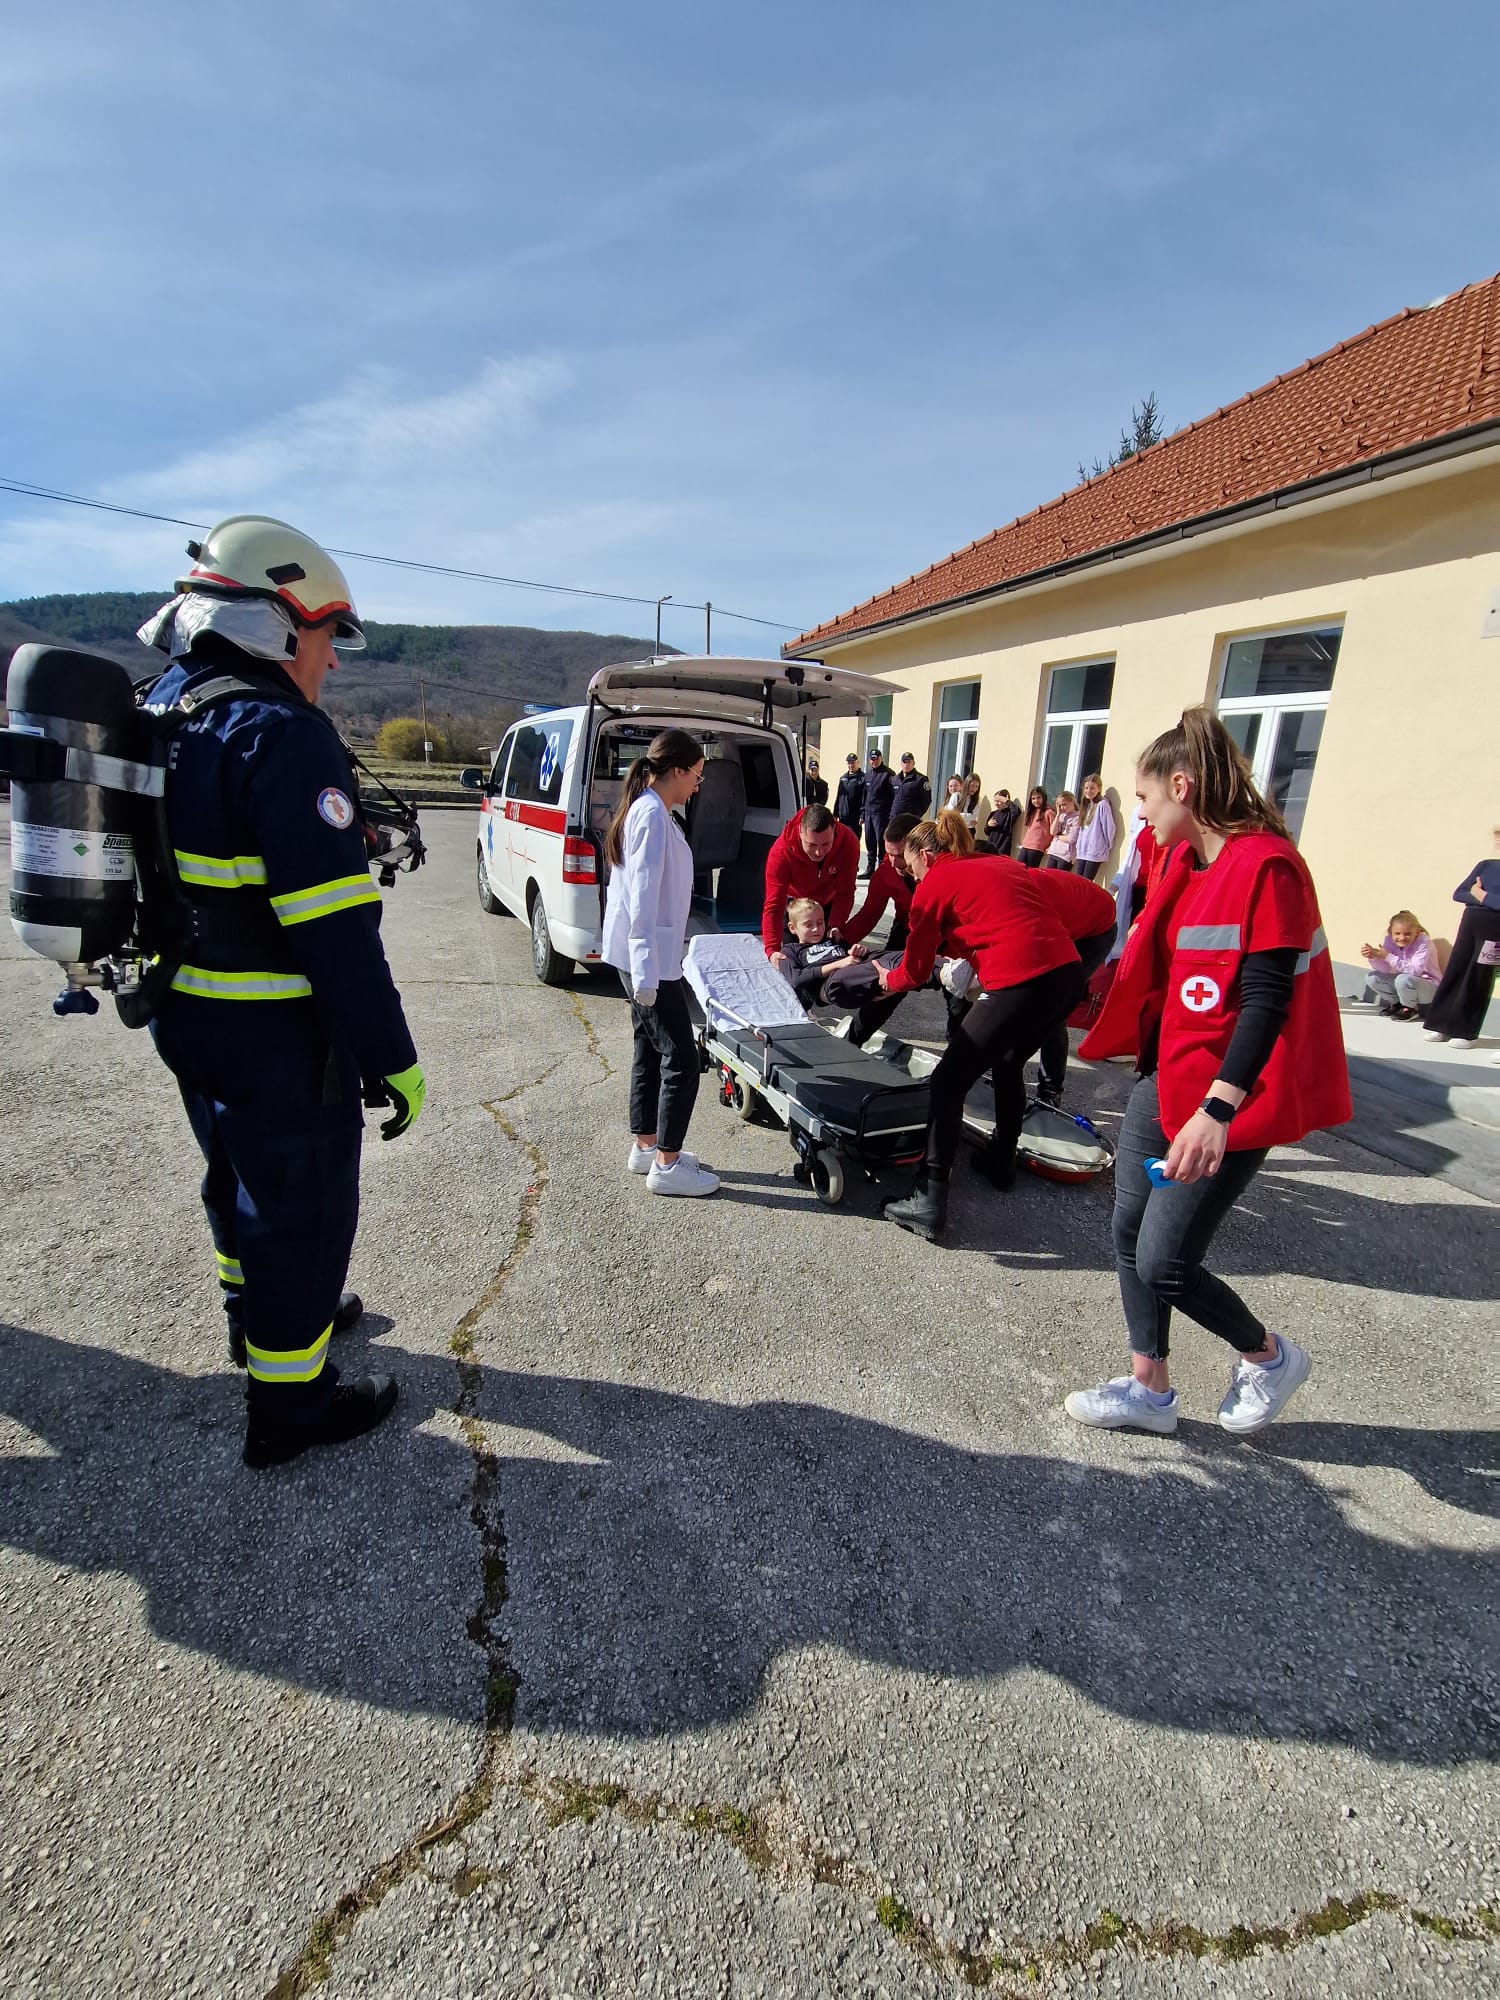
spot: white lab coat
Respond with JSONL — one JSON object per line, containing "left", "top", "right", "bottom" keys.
{"left": 602, "top": 788, "right": 695, "bottom": 995}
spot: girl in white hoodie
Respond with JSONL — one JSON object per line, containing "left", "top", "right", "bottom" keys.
{"left": 602, "top": 728, "right": 719, "bottom": 1196}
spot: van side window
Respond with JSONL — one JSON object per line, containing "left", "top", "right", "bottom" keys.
{"left": 506, "top": 720, "right": 574, "bottom": 807}
{"left": 738, "top": 741, "right": 780, "bottom": 809}
{"left": 489, "top": 732, "right": 517, "bottom": 796}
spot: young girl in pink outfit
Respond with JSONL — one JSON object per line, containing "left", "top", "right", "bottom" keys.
{"left": 1360, "top": 910, "right": 1443, "bottom": 1020}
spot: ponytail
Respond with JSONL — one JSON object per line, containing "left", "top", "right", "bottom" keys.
{"left": 1138, "top": 706, "right": 1288, "bottom": 840}
{"left": 903, "top": 809, "right": 977, "bottom": 863}
{"left": 604, "top": 726, "right": 704, "bottom": 866}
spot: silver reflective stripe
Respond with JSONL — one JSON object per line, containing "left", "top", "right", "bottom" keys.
{"left": 1294, "top": 926, "right": 1329, "bottom": 976}
{"left": 1177, "top": 924, "right": 1242, "bottom": 950}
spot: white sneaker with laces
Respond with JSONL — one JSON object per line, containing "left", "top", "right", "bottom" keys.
{"left": 628, "top": 1142, "right": 700, "bottom": 1175}
{"left": 1064, "top": 1375, "right": 1179, "bottom": 1434}
{"left": 646, "top": 1156, "right": 720, "bottom": 1198}
{"left": 1218, "top": 1334, "right": 1310, "bottom": 1434}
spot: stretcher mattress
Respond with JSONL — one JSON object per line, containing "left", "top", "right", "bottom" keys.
{"left": 714, "top": 1021, "right": 929, "bottom": 1136}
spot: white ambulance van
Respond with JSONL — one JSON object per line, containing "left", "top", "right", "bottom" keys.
{"left": 466, "top": 655, "right": 897, "bottom": 985}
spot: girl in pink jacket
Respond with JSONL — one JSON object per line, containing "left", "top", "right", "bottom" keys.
{"left": 1360, "top": 910, "right": 1443, "bottom": 1020}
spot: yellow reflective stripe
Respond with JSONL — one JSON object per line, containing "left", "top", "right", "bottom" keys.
{"left": 170, "top": 964, "right": 313, "bottom": 1000}
{"left": 270, "top": 873, "right": 380, "bottom": 926}
{"left": 174, "top": 849, "right": 268, "bottom": 888}
{"left": 215, "top": 1251, "right": 244, "bottom": 1286}
{"left": 244, "top": 1325, "right": 331, "bottom": 1383}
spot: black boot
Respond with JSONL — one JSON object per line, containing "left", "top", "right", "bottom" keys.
{"left": 228, "top": 1290, "right": 364, "bottom": 1370}
{"left": 972, "top": 1141, "right": 1017, "bottom": 1191}
{"left": 243, "top": 1371, "right": 399, "bottom": 1469}
{"left": 883, "top": 1171, "right": 948, "bottom": 1242}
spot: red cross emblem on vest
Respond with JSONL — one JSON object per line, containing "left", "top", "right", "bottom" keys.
{"left": 1180, "top": 974, "right": 1221, "bottom": 1013}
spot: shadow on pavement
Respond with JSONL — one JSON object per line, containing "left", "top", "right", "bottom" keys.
{"left": 2, "top": 1325, "right": 1494, "bottom": 1765}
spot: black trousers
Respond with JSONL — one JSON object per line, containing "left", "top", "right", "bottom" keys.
{"left": 622, "top": 974, "right": 700, "bottom": 1153}
{"left": 924, "top": 960, "right": 1085, "bottom": 1173}
{"left": 1037, "top": 927, "right": 1114, "bottom": 1094}
{"left": 848, "top": 915, "right": 910, "bottom": 1044}
{"left": 1423, "top": 905, "right": 1500, "bottom": 1040}
{"left": 1019, "top": 848, "right": 1044, "bottom": 869}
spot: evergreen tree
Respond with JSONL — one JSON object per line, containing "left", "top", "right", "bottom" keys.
{"left": 1078, "top": 394, "right": 1165, "bottom": 483}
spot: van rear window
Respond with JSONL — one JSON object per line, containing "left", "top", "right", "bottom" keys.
{"left": 506, "top": 721, "right": 574, "bottom": 806}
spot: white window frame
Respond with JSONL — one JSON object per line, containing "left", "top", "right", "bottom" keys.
{"left": 863, "top": 693, "right": 893, "bottom": 765}
{"left": 1037, "top": 659, "right": 1113, "bottom": 798}
{"left": 933, "top": 681, "right": 981, "bottom": 803}
{"left": 1214, "top": 621, "right": 1342, "bottom": 840}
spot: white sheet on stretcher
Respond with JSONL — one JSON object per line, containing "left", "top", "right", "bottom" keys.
{"left": 684, "top": 933, "right": 809, "bottom": 1032}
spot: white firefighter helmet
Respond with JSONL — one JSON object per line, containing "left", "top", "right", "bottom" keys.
{"left": 176, "top": 515, "right": 366, "bottom": 649}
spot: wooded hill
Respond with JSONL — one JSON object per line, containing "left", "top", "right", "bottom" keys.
{"left": 0, "top": 591, "right": 672, "bottom": 753}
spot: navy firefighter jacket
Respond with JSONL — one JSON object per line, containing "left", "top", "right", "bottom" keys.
{"left": 146, "top": 646, "right": 417, "bottom": 1110}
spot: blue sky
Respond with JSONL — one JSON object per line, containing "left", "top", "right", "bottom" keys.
{"left": 1, "top": 0, "right": 1494, "bottom": 657}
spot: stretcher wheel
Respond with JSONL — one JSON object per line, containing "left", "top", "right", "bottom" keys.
{"left": 733, "top": 1078, "right": 759, "bottom": 1122}
{"left": 792, "top": 1159, "right": 811, "bottom": 1185}
{"left": 811, "top": 1152, "right": 845, "bottom": 1206}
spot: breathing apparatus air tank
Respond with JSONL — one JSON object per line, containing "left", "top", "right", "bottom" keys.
{"left": 2, "top": 644, "right": 150, "bottom": 992}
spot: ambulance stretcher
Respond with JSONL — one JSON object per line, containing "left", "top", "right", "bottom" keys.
{"left": 684, "top": 935, "right": 1111, "bottom": 1208}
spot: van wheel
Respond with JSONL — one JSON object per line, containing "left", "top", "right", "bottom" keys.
{"left": 530, "top": 897, "right": 574, "bottom": 986}
{"left": 477, "top": 846, "right": 507, "bottom": 916}
{"left": 811, "top": 1152, "right": 845, "bottom": 1206}
{"left": 733, "top": 1078, "right": 759, "bottom": 1122}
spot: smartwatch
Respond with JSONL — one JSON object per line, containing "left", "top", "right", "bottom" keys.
{"left": 1198, "top": 1096, "right": 1235, "bottom": 1126}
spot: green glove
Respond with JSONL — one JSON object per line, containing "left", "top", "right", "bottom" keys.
{"left": 380, "top": 1062, "right": 426, "bottom": 1141}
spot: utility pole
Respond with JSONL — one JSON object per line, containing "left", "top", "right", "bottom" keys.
{"left": 704, "top": 600, "right": 712, "bottom": 656}
{"left": 655, "top": 594, "right": 672, "bottom": 657}
{"left": 418, "top": 673, "right": 432, "bottom": 765}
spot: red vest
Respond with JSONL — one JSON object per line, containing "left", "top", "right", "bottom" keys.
{"left": 1080, "top": 832, "right": 1351, "bottom": 1149}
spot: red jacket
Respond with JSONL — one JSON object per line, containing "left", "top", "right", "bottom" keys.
{"left": 1027, "top": 864, "right": 1115, "bottom": 944}
{"left": 841, "top": 854, "right": 914, "bottom": 946}
{"left": 885, "top": 853, "right": 1081, "bottom": 995}
{"left": 761, "top": 808, "right": 860, "bottom": 953}
{"left": 1080, "top": 831, "right": 1351, "bottom": 1150}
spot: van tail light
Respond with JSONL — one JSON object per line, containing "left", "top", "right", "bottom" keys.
{"left": 563, "top": 837, "right": 598, "bottom": 885}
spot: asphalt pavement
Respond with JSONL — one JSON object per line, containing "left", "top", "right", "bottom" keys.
{"left": 1, "top": 805, "right": 1496, "bottom": 1998}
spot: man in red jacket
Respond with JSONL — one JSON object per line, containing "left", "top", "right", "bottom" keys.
{"left": 761, "top": 804, "right": 860, "bottom": 962}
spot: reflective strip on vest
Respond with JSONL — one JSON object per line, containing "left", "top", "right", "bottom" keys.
{"left": 215, "top": 1251, "right": 245, "bottom": 1286}
{"left": 1294, "top": 926, "right": 1329, "bottom": 977}
{"left": 269, "top": 873, "right": 380, "bottom": 927}
{"left": 169, "top": 965, "right": 313, "bottom": 1000}
{"left": 244, "top": 1325, "right": 331, "bottom": 1384}
{"left": 174, "top": 849, "right": 269, "bottom": 888}
{"left": 1176, "top": 923, "right": 1242, "bottom": 950}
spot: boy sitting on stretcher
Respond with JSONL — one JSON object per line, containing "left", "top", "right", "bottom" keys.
{"left": 780, "top": 897, "right": 881, "bottom": 1005}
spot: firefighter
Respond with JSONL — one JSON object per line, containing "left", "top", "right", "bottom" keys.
{"left": 137, "top": 516, "right": 424, "bottom": 1468}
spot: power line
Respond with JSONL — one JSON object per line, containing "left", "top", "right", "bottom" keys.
{"left": 0, "top": 474, "right": 804, "bottom": 633}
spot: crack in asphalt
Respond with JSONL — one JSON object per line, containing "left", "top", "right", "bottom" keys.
{"left": 566, "top": 987, "right": 614, "bottom": 1079}
{"left": 261, "top": 1074, "right": 552, "bottom": 2000}
{"left": 513, "top": 1769, "right": 1499, "bottom": 1990}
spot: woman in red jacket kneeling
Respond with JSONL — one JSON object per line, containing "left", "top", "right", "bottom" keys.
{"left": 1067, "top": 708, "right": 1351, "bottom": 1438}
{"left": 874, "top": 814, "right": 1095, "bottom": 1241}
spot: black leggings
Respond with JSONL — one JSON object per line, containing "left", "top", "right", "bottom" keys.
{"left": 622, "top": 975, "right": 700, "bottom": 1153}
{"left": 924, "top": 960, "right": 1085, "bottom": 1172}
{"left": 1037, "top": 927, "right": 1115, "bottom": 1094}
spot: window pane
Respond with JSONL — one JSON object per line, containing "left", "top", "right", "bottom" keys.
{"left": 939, "top": 680, "right": 981, "bottom": 724}
{"left": 871, "top": 694, "right": 893, "bottom": 728}
{"left": 1040, "top": 725, "right": 1072, "bottom": 798}
{"left": 1077, "top": 721, "right": 1108, "bottom": 786}
{"left": 1267, "top": 707, "right": 1325, "bottom": 843}
{"left": 1223, "top": 711, "right": 1261, "bottom": 763}
{"left": 1046, "top": 660, "right": 1113, "bottom": 715}
{"left": 506, "top": 720, "right": 573, "bottom": 805}
{"left": 1222, "top": 628, "right": 1340, "bottom": 701}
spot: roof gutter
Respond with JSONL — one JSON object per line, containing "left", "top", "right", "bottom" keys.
{"left": 783, "top": 417, "right": 1500, "bottom": 658}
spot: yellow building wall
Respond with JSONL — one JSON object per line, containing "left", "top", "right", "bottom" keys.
{"left": 813, "top": 458, "right": 1500, "bottom": 972}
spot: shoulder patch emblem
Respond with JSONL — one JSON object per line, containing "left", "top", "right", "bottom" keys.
{"left": 317, "top": 787, "right": 355, "bottom": 830}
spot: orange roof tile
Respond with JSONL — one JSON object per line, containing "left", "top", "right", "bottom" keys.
{"left": 788, "top": 272, "right": 1500, "bottom": 653}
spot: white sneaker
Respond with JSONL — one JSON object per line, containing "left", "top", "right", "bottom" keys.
{"left": 1423, "top": 1030, "right": 1449, "bottom": 1042}
{"left": 629, "top": 1142, "right": 701, "bottom": 1175}
{"left": 646, "top": 1156, "right": 720, "bottom": 1198}
{"left": 1218, "top": 1334, "right": 1310, "bottom": 1434}
{"left": 1064, "top": 1375, "right": 1179, "bottom": 1434}
{"left": 1449, "top": 1038, "right": 1477, "bottom": 1050}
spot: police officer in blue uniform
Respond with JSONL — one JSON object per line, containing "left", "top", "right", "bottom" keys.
{"left": 137, "top": 516, "right": 425, "bottom": 1468}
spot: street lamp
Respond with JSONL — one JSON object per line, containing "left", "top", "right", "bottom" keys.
{"left": 655, "top": 594, "right": 672, "bottom": 657}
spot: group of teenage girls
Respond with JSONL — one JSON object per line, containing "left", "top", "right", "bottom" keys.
{"left": 601, "top": 706, "right": 1352, "bottom": 1438}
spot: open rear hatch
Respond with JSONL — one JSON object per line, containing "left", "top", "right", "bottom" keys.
{"left": 587, "top": 655, "right": 903, "bottom": 728}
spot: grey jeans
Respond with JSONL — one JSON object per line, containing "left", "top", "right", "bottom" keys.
{"left": 1113, "top": 1075, "right": 1269, "bottom": 1361}
{"left": 1364, "top": 968, "right": 1438, "bottom": 1010}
